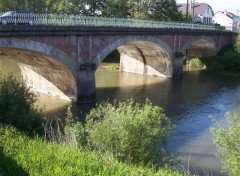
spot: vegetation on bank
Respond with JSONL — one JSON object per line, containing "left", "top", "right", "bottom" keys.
{"left": 70, "top": 99, "right": 174, "bottom": 166}
{"left": 186, "top": 33, "right": 240, "bottom": 75}
{"left": 0, "top": 124, "right": 182, "bottom": 176}
{"left": 0, "top": 74, "right": 44, "bottom": 136}
{"left": 0, "top": 74, "right": 182, "bottom": 175}
{"left": 106, "top": 63, "right": 119, "bottom": 70}
{"left": 211, "top": 113, "right": 240, "bottom": 176}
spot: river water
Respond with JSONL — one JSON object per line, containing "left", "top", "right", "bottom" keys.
{"left": 93, "top": 65, "right": 240, "bottom": 176}
{"left": 2, "top": 57, "right": 240, "bottom": 175}
{"left": 95, "top": 65, "right": 240, "bottom": 176}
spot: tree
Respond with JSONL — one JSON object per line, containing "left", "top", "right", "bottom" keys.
{"left": 44, "top": 0, "right": 85, "bottom": 14}
{"left": 101, "top": 0, "right": 130, "bottom": 18}
{"left": 0, "top": 0, "right": 46, "bottom": 13}
{"left": 127, "top": 0, "right": 150, "bottom": 19}
{"left": 148, "top": 0, "right": 183, "bottom": 21}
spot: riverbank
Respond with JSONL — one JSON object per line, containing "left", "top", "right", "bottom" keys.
{"left": 0, "top": 124, "right": 182, "bottom": 176}
{"left": 185, "top": 44, "right": 240, "bottom": 76}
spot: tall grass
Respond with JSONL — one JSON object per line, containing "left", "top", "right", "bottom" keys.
{"left": 0, "top": 124, "right": 182, "bottom": 176}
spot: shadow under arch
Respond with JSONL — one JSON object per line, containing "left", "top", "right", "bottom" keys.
{"left": 0, "top": 39, "right": 77, "bottom": 101}
{"left": 95, "top": 36, "right": 174, "bottom": 78}
{"left": 181, "top": 36, "right": 218, "bottom": 57}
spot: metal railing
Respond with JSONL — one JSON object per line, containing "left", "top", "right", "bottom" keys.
{"left": 0, "top": 12, "right": 226, "bottom": 31}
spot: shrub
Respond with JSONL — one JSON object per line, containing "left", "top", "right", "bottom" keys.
{"left": 211, "top": 113, "right": 240, "bottom": 176}
{"left": 107, "top": 63, "right": 119, "bottom": 70}
{"left": 77, "top": 99, "right": 173, "bottom": 166}
{"left": 189, "top": 57, "right": 205, "bottom": 69}
{"left": 0, "top": 73, "right": 43, "bottom": 135}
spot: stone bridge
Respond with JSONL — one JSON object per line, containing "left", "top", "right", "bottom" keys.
{"left": 0, "top": 24, "right": 235, "bottom": 103}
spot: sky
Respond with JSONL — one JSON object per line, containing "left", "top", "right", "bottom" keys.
{"left": 176, "top": 0, "right": 240, "bottom": 15}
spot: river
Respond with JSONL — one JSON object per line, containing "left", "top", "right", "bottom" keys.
{"left": 93, "top": 65, "right": 240, "bottom": 176}
{"left": 2, "top": 57, "right": 240, "bottom": 175}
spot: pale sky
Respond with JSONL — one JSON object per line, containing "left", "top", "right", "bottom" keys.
{"left": 176, "top": 0, "right": 240, "bottom": 15}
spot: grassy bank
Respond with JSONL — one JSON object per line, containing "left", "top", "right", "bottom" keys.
{"left": 0, "top": 124, "right": 182, "bottom": 176}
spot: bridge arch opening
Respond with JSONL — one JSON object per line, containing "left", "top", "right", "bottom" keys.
{"left": 182, "top": 37, "right": 218, "bottom": 57}
{"left": 0, "top": 42, "right": 77, "bottom": 101}
{"left": 95, "top": 36, "right": 174, "bottom": 78}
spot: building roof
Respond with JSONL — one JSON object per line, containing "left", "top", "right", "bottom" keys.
{"left": 215, "top": 11, "right": 236, "bottom": 19}
{"left": 177, "top": 3, "right": 214, "bottom": 17}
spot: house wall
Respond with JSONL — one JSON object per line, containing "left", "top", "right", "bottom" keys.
{"left": 202, "top": 7, "right": 214, "bottom": 24}
{"left": 213, "top": 12, "right": 233, "bottom": 30}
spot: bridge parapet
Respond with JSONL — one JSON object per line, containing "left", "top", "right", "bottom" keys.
{"left": 0, "top": 12, "right": 226, "bottom": 31}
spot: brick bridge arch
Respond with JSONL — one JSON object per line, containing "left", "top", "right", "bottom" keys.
{"left": 181, "top": 36, "right": 219, "bottom": 57}
{"left": 94, "top": 36, "right": 174, "bottom": 78}
{"left": 0, "top": 38, "right": 77, "bottom": 101}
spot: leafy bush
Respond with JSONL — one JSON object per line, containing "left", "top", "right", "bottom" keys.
{"left": 189, "top": 57, "right": 205, "bottom": 69}
{"left": 211, "top": 113, "right": 240, "bottom": 176}
{"left": 0, "top": 74, "right": 43, "bottom": 135}
{"left": 107, "top": 63, "right": 119, "bottom": 70}
{"left": 76, "top": 99, "right": 173, "bottom": 166}
{"left": 0, "top": 124, "right": 182, "bottom": 176}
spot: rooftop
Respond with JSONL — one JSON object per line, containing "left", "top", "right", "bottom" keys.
{"left": 177, "top": 3, "right": 214, "bottom": 17}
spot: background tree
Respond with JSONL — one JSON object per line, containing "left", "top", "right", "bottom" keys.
{"left": 0, "top": 0, "right": 46, "bottom": 13}
{"left": 124, "top": 0, "right": 149, "bottom": 19}
{"left": 0, "top": 0, "right": 183, "bottom": 22}
{"left": 148, "top": 0, "right": 183, "bottom": 21}
{"left": 101, "top": 0, "right": 129, "bottom": 18}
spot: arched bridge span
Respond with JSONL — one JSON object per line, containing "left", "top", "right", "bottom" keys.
{"left": 0, "top": 25, "right": 235, "bottom": 103}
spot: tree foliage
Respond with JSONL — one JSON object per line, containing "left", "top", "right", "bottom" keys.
{"left": 148, "top": 0, "right": 182, "bottom": 21}
{"left": 0, "top": 0, "right": 46, "bottom": 13}
{"left": 0, "top": 0, "right": 182, "bottom": 21}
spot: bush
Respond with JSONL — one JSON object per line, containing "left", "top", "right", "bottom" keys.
{"left": 107, "top": 63, "right": 119, "bottom": 70}
{"left": 211, "top": 113, "right": 240, "bottom": 176}
{"left": 0, "top": 74, "right": 43, "bottom": 135}
{"left": 189, "top": 57, "right": 205, "bottom": 69}
{"left": 76, "top": 99, "right": 173, "bottom": 166}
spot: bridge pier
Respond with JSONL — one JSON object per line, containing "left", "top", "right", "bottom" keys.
{"left": 77, "top": 62, "right": 96, "bottom": 103}
{"left": 172, "top": 52, "right": 184, "bottom": 78}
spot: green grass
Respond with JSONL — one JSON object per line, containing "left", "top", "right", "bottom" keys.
{"left": 0, "top": 124, "right": 183, "bottom": 176}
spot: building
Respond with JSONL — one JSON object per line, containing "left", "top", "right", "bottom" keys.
{"left": 177, "top": 1, "right": 214, "bottom": 24}
{"left": 213, "top": 10, "right": 239, "bottom": 32}
{"left": 232, "top": 16, "right": 240, "bottom": 32}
